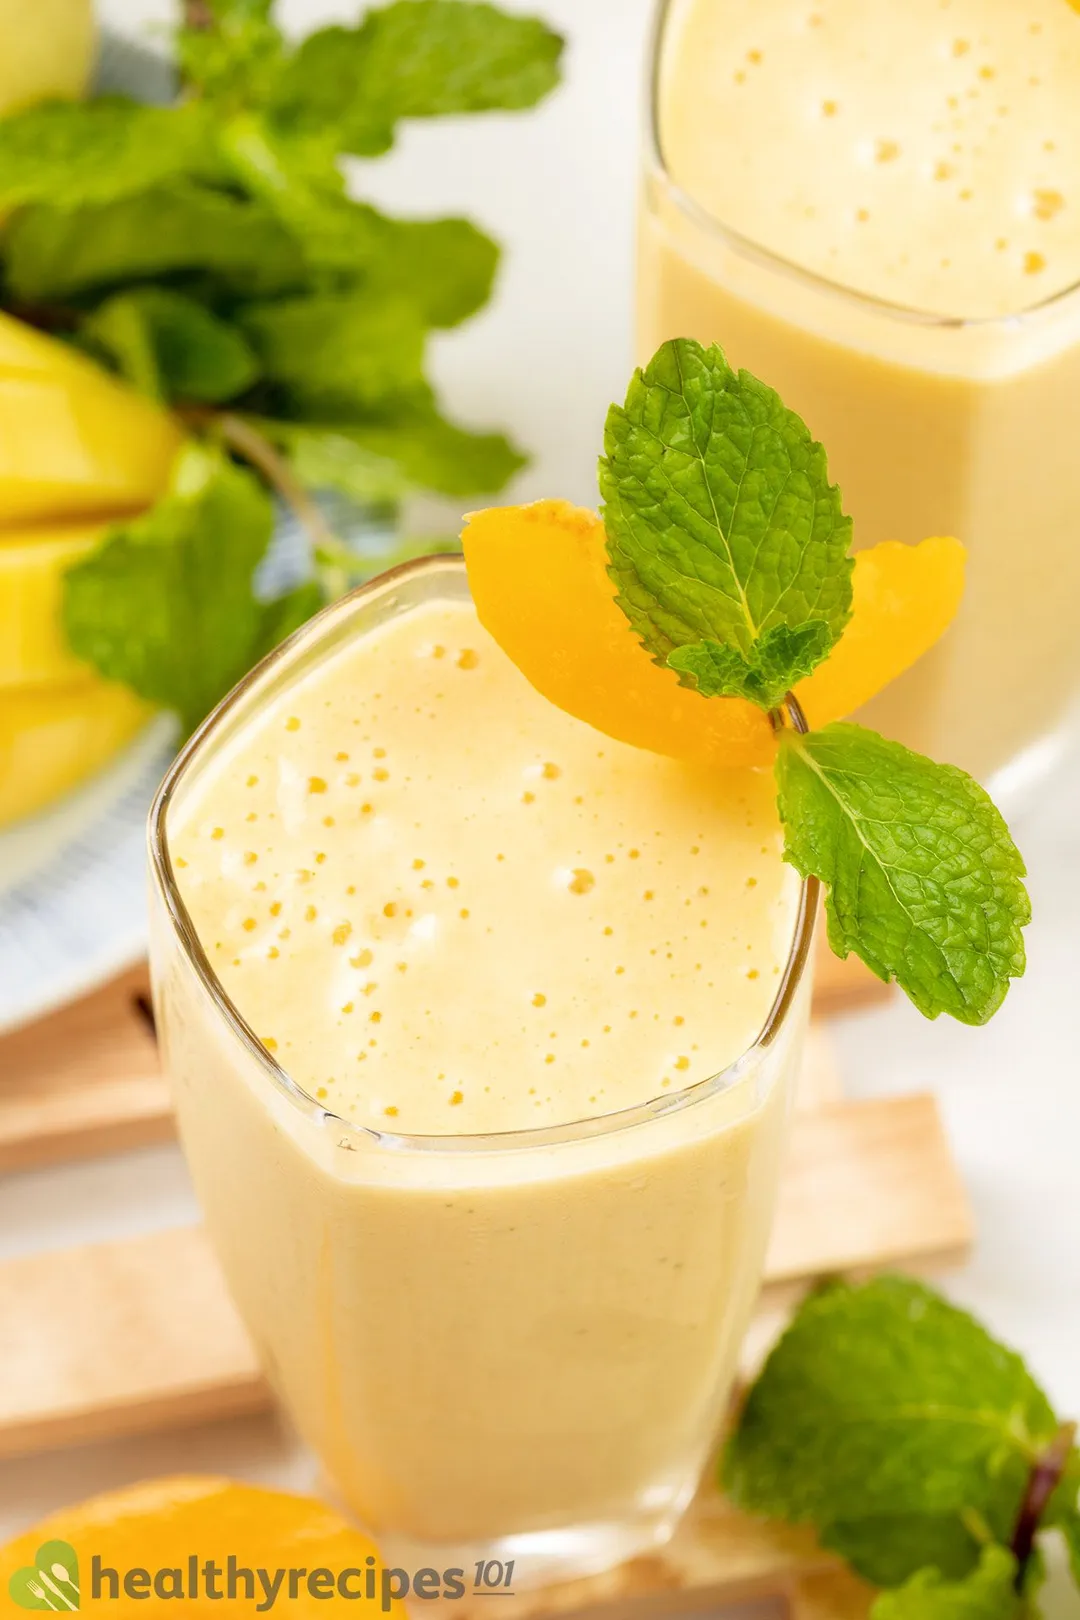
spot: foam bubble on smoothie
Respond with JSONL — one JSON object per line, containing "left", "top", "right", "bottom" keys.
{"left": 170, "top": 601, "right": 799, "bottom": 1135}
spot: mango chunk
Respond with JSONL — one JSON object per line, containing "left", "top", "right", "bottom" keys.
{"left": 462, "top": 500, "right": 965, "bottom": 766}
{"left": 0, "top": 312, "right": 182, "bottom": 527}
{"left": 0, "top": 520, "right": 109, "bottom": 688}
{"left": 0, "top": 677, "right": 150, "bottom": 828}
{"left": 0, "top": 0, "right": 94, "bottom": 116}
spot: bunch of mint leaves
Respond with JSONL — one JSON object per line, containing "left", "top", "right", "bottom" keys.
{"left": 599, "top": 338, "right": 1030, "bottom": 1024}
{"left": 723, "top": 1276, "right": 1080, "bottom": 1616}
{"left": 0, "top": 0, "right": 562, "bottom": 734}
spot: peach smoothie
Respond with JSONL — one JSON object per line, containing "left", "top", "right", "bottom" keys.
{"left": 150, "top": 559, "right": 808, "bottom": 1572}
{"left": 640, "top": 0, "right": 1080, "bottom": 782}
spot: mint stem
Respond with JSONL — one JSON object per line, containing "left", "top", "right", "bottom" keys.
{"left": 772, "top": 690, "right": 811, "bottom": 738}
{"left": 1010, "top": 1421, "right": 1076, "bottom": 1585}
{"left": 183, "top": 407, "right": 354, "bottom": 598}
{"left": 182, "top": 0, "right": 214, "bottom": 32}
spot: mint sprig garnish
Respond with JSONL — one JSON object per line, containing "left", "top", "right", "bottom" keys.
{"left": 724, "top": 1277, "right": 1078, "bottom": 1616}
{"left": 601, "top": 338, "right": 1029, "bottom": 1023}
{"left": 600, "top": 337, "right": 853, "bottom": 709}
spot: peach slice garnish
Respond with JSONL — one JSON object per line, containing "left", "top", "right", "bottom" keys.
{"left": 462, "top": 500, "right": 965, "bottom": 765}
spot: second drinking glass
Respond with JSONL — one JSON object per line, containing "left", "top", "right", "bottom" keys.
{"left": 639, "top": 0, "right": 1080, "bottom": 789}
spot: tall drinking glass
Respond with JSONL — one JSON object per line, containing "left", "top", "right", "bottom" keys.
{"left": 639, "top": 0, "right": 1080, "bottom": 789}
{"left": 148, "top": 558, "right": 817, "bottom": 1584}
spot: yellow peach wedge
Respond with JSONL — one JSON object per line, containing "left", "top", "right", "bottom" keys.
{"left": 796, "top": 535, "right": 966, "bottom": 730}
{"left": 462, "top": 500, "right": 965, "bottom": 766}
{"left": 463, "top": 500, "right": 774, "bottom": 766}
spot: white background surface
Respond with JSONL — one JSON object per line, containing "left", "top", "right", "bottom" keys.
{"left": 3, "top": 2, "right": 1080, "bottom": 1614}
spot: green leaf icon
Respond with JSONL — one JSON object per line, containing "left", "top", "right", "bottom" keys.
{"left": 8, "top": 1541, "right": 80, "bottom": 1611}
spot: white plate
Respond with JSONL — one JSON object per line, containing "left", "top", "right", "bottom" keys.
{"left": 0, "top": 716, "right": 177, "bottom": 1033}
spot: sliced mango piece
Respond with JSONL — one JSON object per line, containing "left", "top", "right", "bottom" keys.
{"left": 0, "top": 311, "right": 182, "bottom": 527}
{"left": 0, "top": 519, "right": 108, "bottom": 688}
{"left": 462, "top": 500, "right": 966, "bottom": 767}
{"left": 0, "top": 1475, "right": 401, "bottom": 1615}
{"left": 463, "top": 500, "right": 774, "bottom": 766}
{"left": 0, "top": 0, "right": 94, "bottom": 116}
{"left": 796, "top": 536, "right": 965, "bottom": 729}
{"left": 0, "top": 676, "right": 150, "bottom": 828}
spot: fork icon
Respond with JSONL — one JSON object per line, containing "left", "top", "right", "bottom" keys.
{"left": 28, "top": 1569, "right": 76, "bottom": 1611}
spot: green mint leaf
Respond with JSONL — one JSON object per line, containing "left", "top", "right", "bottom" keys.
{"left": 3, "top": 187, "right": 489, "bottom": 324}
{"left": 209, "top": 105, "right": 498, "bottom": 314}
{"left": 722, "top": 1277, "right": 1056, "bottom": 1532}
{"left": 358, "top": 210, "right": 499, "bottom": 330}
{"left": 1043, "top": 1450, "right": 1080, "bottom": 1529}
{"left": 62, "top": 446, "right": 275, "bottom": 734}
{"left": 1055, "top": 1508, "right": 1080, "bottom": 1586}
{"left": 239, "top": 291, "right": 426, "bottom": 414}
{"left": 822, "top": 1514, "right": 984, "bottom": 1588}
{"left": 83, "top": 288, "right": 259, "bottom": 405}
{"left": 355, "top": 399, "right": 527, "bottom": 495}
{"left": 775, "top": 723, "right": 1029, "bottom": 1023}
{"left": 271, "top": 1, "right": 563, "bottom": 158}
{"left": 216, "top": 112, "right": 380, "bottom": 276}
{"left": 870, "top": 1547, "right": 1022, "bottom": 1619}
{"left": 3, "top": 182, "right": 306, "bottom": 303}
{"left": 263, "top": 394, "right": 526, "bottom": 499}
{"left": 668, "top": 620, "right": 832, "bottom": 708}
{"left": 599, "top": 338, "right": 852, "bottom": 707}
{"left": 79, "top": 294, "right": 162, "bottom": 401}
{"left": 0, "top": 99, "right": 221, "bottom": 212}
{"left": 177, "top": 0, "right": 285, "bottom": 111}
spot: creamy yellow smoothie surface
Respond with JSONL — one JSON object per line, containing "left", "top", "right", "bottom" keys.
{"left": 170, "top": 598, "right": 798, "bottom": 1136}
{"left": 660, "top": 0, "right": 1080, "bottom": 319}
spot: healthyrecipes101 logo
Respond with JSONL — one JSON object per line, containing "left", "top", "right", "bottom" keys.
{"left": 9, "top": 1542, "right": 80, "bottom": 1611}
{"left": 9, "top": 1542, "right": 519, "bottom": 1611}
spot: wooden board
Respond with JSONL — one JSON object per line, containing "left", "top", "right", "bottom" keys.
{"left": 0, "top": 1087, "right": 971, "bottom": 1464}
{"left": 0, "top": 937, "right": 891, "bottom": 1176}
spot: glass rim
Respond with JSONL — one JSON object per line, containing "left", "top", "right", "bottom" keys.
{"left": 645, "top": 0, "right": 1080, "bottom": 333}
{"left": 148, "top": 553, "right": 819, "bottom": 1157}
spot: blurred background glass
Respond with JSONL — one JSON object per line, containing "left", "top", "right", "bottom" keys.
{"left": 640, "top": 0, "right": 1080, "bottom": 792}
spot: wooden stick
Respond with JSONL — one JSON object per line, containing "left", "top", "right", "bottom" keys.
{"left": 0, "top": 1227, "right": 267, "bottom": 1459}
{"left": 0, "top": 967, "right": 170, "bottom": 1173}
